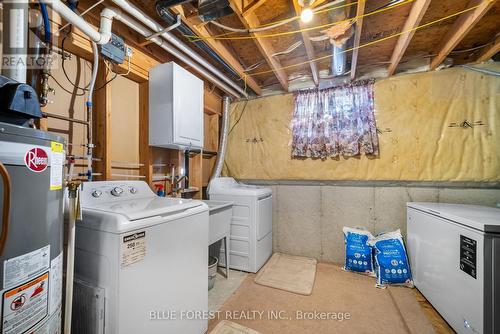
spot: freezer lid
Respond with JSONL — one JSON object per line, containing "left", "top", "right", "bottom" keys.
{"left": 84, "top": 196, "right": 204, "bottom": 221}
{"left": 408, "top": 202, "right": 500, "bottom": 233}
{"left": 208, "top": 177, "right": 272, "bottom": 197}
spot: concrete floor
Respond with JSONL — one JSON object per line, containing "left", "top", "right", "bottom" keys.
{"left": 208, "top": 269, "right": 248, "bottom": 312}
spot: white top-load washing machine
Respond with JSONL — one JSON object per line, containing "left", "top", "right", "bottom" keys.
{"left": 208, "top": 177, "right": 272, "bottom": 273}
{"left": 73, "top": 181, "right": 209, "bottom": 334}
{"left": 407, "top": 202, "right": 500, "bottom": 334}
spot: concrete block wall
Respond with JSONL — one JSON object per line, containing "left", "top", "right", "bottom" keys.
{"left": 258, "top": 184, "right": 500, "bottom": 264}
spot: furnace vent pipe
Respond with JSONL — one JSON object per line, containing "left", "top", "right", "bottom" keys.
{"left": 43, "top": 0, "right": 243, "bottom": 98}
{"left": 109, "top": 9, "right": 243, "bottom": 98}
{"left": 211, "top": 96, "right": 231, "bottom": 180}
{"left": 40, "top": 0, "right": 112, "bottom": 44}
{"left": 109, "top": 0, "right": 248, "bottom": 98}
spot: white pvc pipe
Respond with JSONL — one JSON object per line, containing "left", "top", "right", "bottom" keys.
{"left": 110, "top": 0, "right": 248, "bottom": 97}
{"left": 64, "top": 191, "right": 77, "bottom": 334}
{"left": 1, "top": 1, "right": 28, "bottom": 82}
{"left": 111, "top": 9, "right": 243, "bottom": 98}
{"left": 44, "top": 0, "right": 244, "bottom": 97}
{"left": 40, "top": 0, "right": 112, "bottom": 44}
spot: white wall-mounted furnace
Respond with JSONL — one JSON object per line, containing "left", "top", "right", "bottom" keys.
{"left": 149, "top": 62, "right": 204, "bottom": 150}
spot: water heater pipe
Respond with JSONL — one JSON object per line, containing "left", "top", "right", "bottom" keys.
{"left": 211, "top": 96, "right": 231, "bottom": 180}
{"left": 64, "top": 182, "right": 79, "bottom": 334}
{"left": 1, "top": 1, "right": 29, "bottom": 82}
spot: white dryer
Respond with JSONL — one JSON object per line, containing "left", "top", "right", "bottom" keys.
{"left": 73, "top": 181, "right": 209, "bottom": 334}
{"left": 208, "top": 177, "right": 272, "bottom": 273}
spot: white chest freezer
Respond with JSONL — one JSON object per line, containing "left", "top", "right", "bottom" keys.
{"left": 407, "top": 202, "right": 500, "bottom": 334}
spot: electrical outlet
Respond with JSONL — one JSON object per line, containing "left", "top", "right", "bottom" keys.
{"left": 125, "top": 45, "right": 133, "bottom": 57}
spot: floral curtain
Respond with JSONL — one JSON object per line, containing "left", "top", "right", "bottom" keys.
{"left": 291, "top": 80, "right": 379, "bottom": 159}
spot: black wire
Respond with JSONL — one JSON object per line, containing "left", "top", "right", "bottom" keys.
{"left": 61, "top": 36, "right": 90, "bottom": 93}
{"left": 49, "top": 73, "right": 86, "bottom": 96}
{"left": 228, "top": 100, "right": 248, "bottom": 135}
{"left": 60, "top": 35, "right": 119, "bottom": 93}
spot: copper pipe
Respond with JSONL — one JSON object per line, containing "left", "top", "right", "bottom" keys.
{"left": 0, "top": 162, "right": 11, "bottom": 256}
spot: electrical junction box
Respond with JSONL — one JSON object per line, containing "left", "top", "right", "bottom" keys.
{"left": 149, "top": 62, "right": 204, "bottom": 150}
{"left": 100, "top": 33, "right": 126, "bottom": 64}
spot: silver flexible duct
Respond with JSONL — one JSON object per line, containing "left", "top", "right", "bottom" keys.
{"left": 211, "top": 96, "right": 231, "bottom": 181}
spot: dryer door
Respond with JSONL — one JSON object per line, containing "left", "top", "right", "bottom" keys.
{"left": 257, "top": 195, "right": 272, "bottom": 240}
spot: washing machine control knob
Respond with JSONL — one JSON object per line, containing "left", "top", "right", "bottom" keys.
{"left": 129, "top": 187, "right": 138, "bottom": 194}
{"left": 91, "top": 190, "right": 102, "bottom": 198}
{"left": 111, "top": 187, "right": 124, "bottom": 197}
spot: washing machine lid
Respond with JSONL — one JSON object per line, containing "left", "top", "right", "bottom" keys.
{"left": 209, "top": 177, "right": 272, "bottom": 197}
{"left": 408, "top": 202, "right": 500, "bottom": 233}
{"left": 84, "top": 197, "right": 203, "bottom": 221}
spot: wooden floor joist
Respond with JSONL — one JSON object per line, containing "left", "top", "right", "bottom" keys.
{"left": 387, "top": 0, "right": 432, "bottom": 76}
{"left": 430, "top": 0, "right": 496, "bottom": 70}
{"left": 242, "top": 0, "right": 269, "bottom": 17}
{"left": 293, "top": 0, "right": 319, "bottom": 86}
{"left": 172, "top": 6, "right": 262, "bottom": 95}
{"left": 229, "top": 0, "right": 289, "bottom": 91}
{"left": 350, "top": 0, "right": 366, "bottom": 80}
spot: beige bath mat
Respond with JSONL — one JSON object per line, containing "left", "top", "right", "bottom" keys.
{"left": 209, "top": 320, "right": 262, "bottom": 334}
{"left": 254, "top": 253, "right": 317, "bottom": 295}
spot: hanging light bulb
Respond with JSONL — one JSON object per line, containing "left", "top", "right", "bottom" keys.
{"left": 300, "top": 6, "right": 314, "bottom": 23}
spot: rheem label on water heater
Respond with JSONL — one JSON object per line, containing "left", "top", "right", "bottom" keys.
{"left": 460, "top": 235, "right": 477, "bottom": 279}
{"left": 121, "top": 231, "right": 146, "bottom": 268}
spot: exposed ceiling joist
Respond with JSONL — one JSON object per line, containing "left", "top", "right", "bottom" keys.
{"left": 292, "top": 0, "right": 319, "bottom": 86}
{"left": 172, "top": 6, "right": 262, "bottom": 95}
{"left": 229, "top": 0, "right": 289, "bottom": 91}
{"left": 242, "top": 0, "right": 268, "bottom": 17}
{"left": 475, "top": 34, "right": 500, "bottom": 62}
{"left": 350, "top": 0, "right": 366, "bottom": 80}
{"left": 387, "top": 0, "right": 432, "bottom": 76}
{"left": 430, "top": 0, "right": 496, "bottom": 70}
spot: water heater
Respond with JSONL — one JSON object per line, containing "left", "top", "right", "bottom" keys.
{"left": 0, "top": 121, "right": 65, "bottom": 334}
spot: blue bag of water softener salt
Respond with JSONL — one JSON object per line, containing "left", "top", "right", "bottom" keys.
{"left": 369, "top": 229, "right": 414, "bottom": 288}
{"left": 342, "top": 227, "right": 374, "bottom": 276}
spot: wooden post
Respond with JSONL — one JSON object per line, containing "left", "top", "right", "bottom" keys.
{"left": 93, "top": 60, "right": 112, "bottom": 180}
{"left": 139, "top": 82, "right": 153, "bottom": 187}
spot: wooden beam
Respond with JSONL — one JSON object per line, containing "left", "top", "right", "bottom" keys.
{"left": 475, "top": 34, "right": 500, "bottom": 62}
{"left": 350, "top": 0, "right": 366, "bottom": 80}
{"left": 172, "top": 6, "right": 262, "bottom": 95}
{"left": 229, "top": 0, "right": 289, "bottom": 91}
{"left": 93, "top": 60, "right": 112, "bottom": 180}
{"left": 139, "top": 82, "right": 153, "bottom": 187}
{"left": 292, "top": 0, "right": 319, "bottom": 86}
{"left": 242, "top": 0, "right": 268, "bottom": 17}
{"left": 430, "top": 0, "right": 495, "bottom": 70}
{"left": 387, "top": 0, "right": 431, "bottom": 76}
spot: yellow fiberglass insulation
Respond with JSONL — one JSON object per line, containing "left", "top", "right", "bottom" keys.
{"left": 222, "top": 64, "right": 500, "bottom": 182}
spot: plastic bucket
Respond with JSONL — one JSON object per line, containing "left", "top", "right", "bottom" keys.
{"left": 208, "top": 256, "right": 218, "bottom": 290}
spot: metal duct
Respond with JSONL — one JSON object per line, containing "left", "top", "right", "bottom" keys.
{"left": 211, "top": 96, "right": 231, "bottom": 180}
{"left": 332, "top": 44, "right": 347, "bottom": 76}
